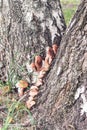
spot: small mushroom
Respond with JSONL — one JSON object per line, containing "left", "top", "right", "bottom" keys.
{"left": 2, "top": 85, "right": 10, "bottom": 95}
{"left": 16, "top": 80, "right": 28, "bottom": 97}
{"left": 52, "top": 44, "right": 58, "bottom": 55}
{"left": 26, "top": 62, "right": 36, "bottom": 73}
{"left": 38, "top": 70, "right": 46, "bottom": 79}
{"left": 35, "top": 79, "right": 43, "bottom": 87}
{"left": 35, "top": 55, "right": 42, "bottom": 71}
{"left": 26, "top": 100, "right": 36, "bottom": 109}
{"left": 28, "top": 96, "right": 34, "bottom": 102}
{"left": 45, "top": 46, "right": 55, "bottom": 65}
{"left": 29, "top": 89, "right": 38, "bottom": 97}
{"left": 31, "top": 71, "right": 39, "bottom": 84}
{"left": 44, "top": 57, "right": 50, "bottom": 71}
{"left": 30, "top": 85, "right": 38, "bottom": 91}
{"left": 30, "top": 62, "right": 37, "bottom": 71}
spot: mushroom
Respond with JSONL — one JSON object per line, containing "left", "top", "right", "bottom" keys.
{"left": 26, "top": 62, "right": 36, "bottom": 73}
{"left": 45, "top": 46, "right": 55, "bottom": 65}
{"left": 28, "top": 96, "right": 34, "bottom": 102}
{"left": 52, "top": 44, "right": 58, "bottom": 55}
{"left": 26, "top": 100, "right": 36, "bottom": 109}
{"left": 38, "top": 69, "right": 46, "bottom": 79}
{"left": 35, "top": 78, "right": 43, "bottom": 87}
{"left": 29, "top": 89, "right": 38, "bottom": 97}
{"left": 35, "top": 55, "right": 42, "bottom": 71}
{"left": 30, "top": 85, "right": 38, "bottom": 91}
{"left": 30, "top": 62, "right": 37, "bottom": 71}
{"left": 44, "top": 57, "right": 50, "bottom": 71}
{"left": 16, "top": 80, "right": 28, "bottom": 97}
{"left": 31, "top": 70, "right": 39, "bottom": 84}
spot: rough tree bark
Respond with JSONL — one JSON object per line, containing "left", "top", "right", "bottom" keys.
{"left": 30, "top": 0, "right": 87, "bottom": 130}
{"left": 0, "top": 0, "right": 66, "bottom": 83}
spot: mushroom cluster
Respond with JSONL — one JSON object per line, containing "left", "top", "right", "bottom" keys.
{"left": 16, "top": 44, "right": 59, "bottom": 109}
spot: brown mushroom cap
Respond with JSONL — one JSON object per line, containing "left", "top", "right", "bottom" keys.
{"left": 28, "top": 96, "right": 34, "bottom": 102}
{"left": 35, "top": 56, "right": 42, "bottom": 65}
{"left": 26, "top": 100, "right": 36, "bottom": 109}
{"left": 30, "top": 62, "right": 37, "bottom": 71}
{"left": 30, "top": 86, "right": 38, "bottom": 90}
{"left": 16, "top": 80, "right": 28, "bottom": 88}
{"left": 29, "top": 89, "right": 38, "bottom": 97}
{"left": 52, "top": 44, "right": 58, "bottom": 54}
{"left": 35, "top": 55, "right": 43, "bottom": 71}
{"left": 46, "top": 46, "right": 55, "bottom": 58}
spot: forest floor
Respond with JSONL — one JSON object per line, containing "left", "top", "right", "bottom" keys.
{"left": 0, "top": 0, "right": 80, "bottom": 130}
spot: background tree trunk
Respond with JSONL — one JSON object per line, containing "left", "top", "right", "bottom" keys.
{"left": 0, "top": 0, "right": 66, "bottom": 83}
{"left": 29, "top": 0, "right": 87, "bottom": 130}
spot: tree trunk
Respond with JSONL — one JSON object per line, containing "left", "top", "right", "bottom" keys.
{"left": 29, "top": 0, "right": 87, "bottom": 130}
{"left": 0, "top": 0, "right": 66, "bottom": 83}
{"left": 1, "top": 0, "right": 87, "bottom": 130}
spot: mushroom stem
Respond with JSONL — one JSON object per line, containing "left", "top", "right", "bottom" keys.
{"left": 26, "top": 100, "right": 36, "bottom": 109}
{"left": 16, "top": 80, "right": 29, "bottom": 97}
{"left": 35, "top": 79, "right": 43, "bottom": 87}
{"left": 35, "top": 56, "right": 43, "bottom": 71}
{"left": 18, "top": 87, "right": 24, "bottom": 97}
{"left": 52, "top": 44, "right": 58, "bottom": 55}
{"left": 45, "top": 46, "right": 55, "bottom": 65}
{"left": 29, "top": 89, "right": 38, "bottom": 97}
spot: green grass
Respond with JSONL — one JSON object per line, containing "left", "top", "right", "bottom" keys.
{"left": 0, "top": 53, "right": 36, "bottom": 129}
{"left": 60, "top": 0, "right": 80, "bottom": 25}
{"left": 60, "top": 0, "right": 80, "bottom": 5}
{"left": 63, "top": 7, "right": 77, "bottom": 25}
{"left": 1, "top": 100, "right": 35, "bottom": 130}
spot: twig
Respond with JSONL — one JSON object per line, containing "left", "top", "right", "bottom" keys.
{"left": 18, "top": 90, "right": 30, "bottom": 102}
{"left": 0, "top": 105, "right": 6, "bottom": 110}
